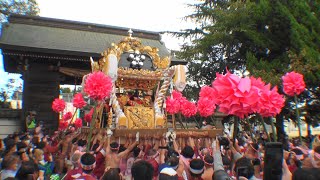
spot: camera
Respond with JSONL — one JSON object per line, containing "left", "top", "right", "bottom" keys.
{"left": 218, "top": 136, "right": 230, "bottom": 149}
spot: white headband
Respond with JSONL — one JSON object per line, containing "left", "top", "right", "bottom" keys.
{"left": 160, "top": 167, "right": 177, "bottom": 176}
{"left": 189, "top": 167, "right": 204, "bottom": 174}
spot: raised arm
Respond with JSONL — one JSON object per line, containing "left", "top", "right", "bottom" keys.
{"left": 153, "top": 135, "right": 160, "bottom": 150}
{"left": 213, "top": 137, "right": 224, "bottom": 172}
{"left": 119, "top": 132, "right": 139, "bottom": 158}
{"left": 105, "top": 129, "right": 113, "bottom": 154}
{"left": 229, "top": 139, "right": 243, "bottom": 161}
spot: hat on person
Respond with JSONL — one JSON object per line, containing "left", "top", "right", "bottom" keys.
{"left": 80, "top": 153, "right": 96, "bottom": 170}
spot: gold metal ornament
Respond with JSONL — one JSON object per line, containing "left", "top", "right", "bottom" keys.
{"left": 124, "top": 106, "right": 155, "bottom": 129}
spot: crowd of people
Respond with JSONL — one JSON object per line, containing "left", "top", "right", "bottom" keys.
{"left": 0, "top": 124, "right": 320, "bottom": 180}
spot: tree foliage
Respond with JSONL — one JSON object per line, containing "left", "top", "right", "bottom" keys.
{"left": 0, "top": 0, "right": 39, "bottom": 22}
{"left": 0, "top": 78, "right": 22, "bottom": 108}
{"left": 174, "top": 0, "right": 320, "bottom": 134}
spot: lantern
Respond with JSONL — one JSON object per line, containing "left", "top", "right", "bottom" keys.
{"left": 106, "top": 54, "right": 118, "bottom": 82}
{"left": 173, "top": 65, "right": 187, "bottom": 92}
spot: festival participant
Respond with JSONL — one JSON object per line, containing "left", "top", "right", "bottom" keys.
{"left": 101, "top": 168, "right": 123, "bottom": 180}
{"left": 33, "top": 148, "right": 55, "bottom": 178}
{"left": 292, "top": 168, "right": 320, "bottom": 180}
{"left": 17, "top": 142, "right": 30, "bottom": 162}
{"left": 131, "top": 160, "right": 154, "bottom": 180}
{"left": 105, "top": 130, "right": 140, "bottom": 172}
{"left": 145, "top": 149, "right": 159, "bottom": 179}
{"left": 2, "top": 138, "right": 17, "bottom": 158}
{"left": 159, "top": 167, "right": 179, "bottom": 180}
{"left": 180, "top": 144, "right": 195, "bottom": 178}
{"left": 124, "top": 146, "right": 143, "bottom": 178}
{"left": 38, "top": 137, "right": 62, "bottom": 162}
{"left": 302, "top": 145, "right": 320, "bottom": 168}
{"left": 201, "top": 154, "right": 214, "bottom": 180}
{"left": 159, "top": 143, "right": 186, "bottom": 180}
{"left": 92, "top": 138, "right": 107, "bottom": 179}
{"left": 75, "top": 152, "right": 97, "bottom": 180}
{"left": 188, "top": 158, "right": 205, "bottom": 180}
{"left": 234, "top": 157, "right": 257, "bottom": 180}
{"left": 0, "top": 154, "right": 20, "bottom": 179}
{"left": 15, "top": 160, "right": 40, "bottom": 180}
{"left": 229, "top": 139, "right": 259, "bottom": 161}
{"left": 118, "top": 144, "right": 129, "bottom": 175}
{"left": 26, "top": 111, "right": 37, "bottom": 133}
{"left": 64, "top": 151, "right": 83, "bottom": 180}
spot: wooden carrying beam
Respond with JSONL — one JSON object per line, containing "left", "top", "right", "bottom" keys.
{"left": 81, "top": 128, "right": 223, "bottom": 138}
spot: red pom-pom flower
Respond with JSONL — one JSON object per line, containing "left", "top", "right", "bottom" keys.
{"left": 172, "top": 90, "right": 183, "bottom": 100}
{"left": 199, "top": 86, "right": 217, "bottom": 102}
{"left": 84, "top": 72, "right": 113, "bottom": 101}
{"left": 73, "top": 93, "right": 87, "bottom": 109}
{"left": 180, "top": 100, "right": 197, "bottom": 117}
{"left": 63, "top": 112, "right": 73, "bottom": 121}
{"left": 197, "top": 97, "right": 216, "bottom": 117}
{"left": 74, "top": 118, "right": 83, "bottom": 128}
{"left": 165, "top": 97, "right": 180, "bottom": 114}
{"left": 212, "top": 71, "right": 260, "bottom": 118}
{"left": 282, "top": 71, "right": 306, "bottom": 96}
{"left": 84, "top": 108, "right": 94, "bottom": 123}
{"left": 258, "top": 86, "right": 285, "bottom": 117}
{"left": 59, "top": 120, "right": 68, "bottom": 130}
{"left": 52, "top": 98, "right": 66, "bottom": 113}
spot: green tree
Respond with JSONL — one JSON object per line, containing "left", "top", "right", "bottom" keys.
{"left": 175, "top": 0, "right": 320, "bottom": 139}
{"left": 0, "top": 0, "right": 39, "bottom": 22}
{"left": 0, "top": 78, "right": 18, "bottom": 108}
{"left": 60, "top": 87, "right": 71, "bottom": 93}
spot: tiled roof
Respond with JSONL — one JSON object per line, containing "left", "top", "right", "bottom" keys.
{"left": 0, "top": 15, "right": 172, "bottom": 58}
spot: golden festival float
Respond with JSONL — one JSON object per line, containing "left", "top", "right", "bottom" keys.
{"left": 80, "top": 30, "right": 222, "bottom": 139}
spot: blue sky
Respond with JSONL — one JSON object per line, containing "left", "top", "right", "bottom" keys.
{"left": 0, "top": 51, "right": 22, "bottom": 90}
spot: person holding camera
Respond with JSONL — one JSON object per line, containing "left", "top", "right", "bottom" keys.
{"left": 26, "top": 111, "right": 37, "bottom": 133}
{"left": 213, "top": 136, "right": 260, "bottom": 180}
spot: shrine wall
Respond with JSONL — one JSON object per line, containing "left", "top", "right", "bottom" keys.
{"left": 0, "top": 109, "right": 22, "bottom": 138}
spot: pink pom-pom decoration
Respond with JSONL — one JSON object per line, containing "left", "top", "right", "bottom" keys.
{"left": 180, "top": 100, "right": 197, "bottom": 117}
{"left": 172, "top": 90, "right": 183, "bottom": 100}
{"left": 84, "top": 72, "right": 113, "bottom": 101}
{"left": 52, "top": 98, "right": 66, "bottom": 113}
{"left": 63, "top": 112, "right": 73, "bottom": 121}
{"left": 212, "top": 71, "right": 260, "bottom": 118}
{"left": 282, "top": 71, "right": 306, "bottom": 96}
{"left": 73, "top": 93, "right": 87, "bottom": 109}
{"left": 59, "top": 120, "right": 68, "bottom": 130}
{"left": 74, "top": 118, "right": 83, "bottom": 128}
{"left": 84, "top": 108, "right": 94, "bottom": 123}
{"left": 199, "top": 86, "right": 217, "bottom": 102}
{"left": 197, "top": 97, "right": 216, "bottom": 117}
{"left": 165, "top": 97, "right": 180, "bottom": 114}
{"left": 258, "top": 86, "right": 285, "bottom": 117}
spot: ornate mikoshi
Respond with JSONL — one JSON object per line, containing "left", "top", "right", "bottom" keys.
{"left": 77, "top": 29, "right": 225, "bottom": 144}
{"left": 82, "top": 29, "right": 179, "bottom": 130}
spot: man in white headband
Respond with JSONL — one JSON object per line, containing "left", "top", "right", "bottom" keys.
{"left": 105, "top": 130, "right": 140, "bottom": 173}
{"left": 73, "top": 152, "right": 96, "bottom": 180}
{"left": 159, "top": 167, "right": 178, "bottom": 180}
{"left": 189, "top": 159, "right": 205, "bottom": 179}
